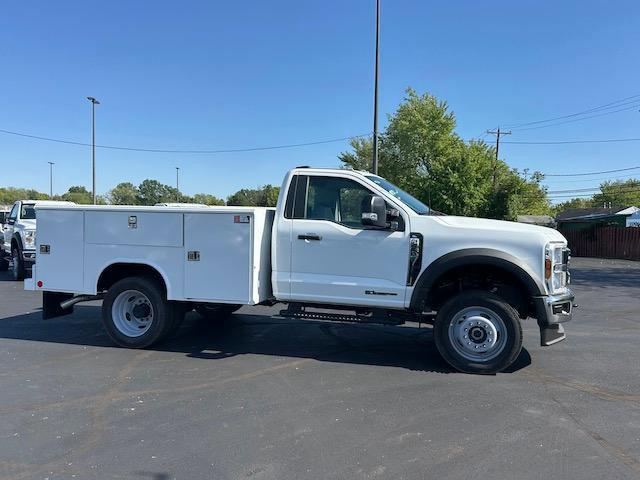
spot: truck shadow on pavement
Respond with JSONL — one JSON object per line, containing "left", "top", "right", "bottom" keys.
{"left": 0, "top": 305, "right": 531, "bottom": 374}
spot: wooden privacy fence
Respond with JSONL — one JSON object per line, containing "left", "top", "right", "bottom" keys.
{"left": 560, "top": 226, "right": 640, "bottom": 260}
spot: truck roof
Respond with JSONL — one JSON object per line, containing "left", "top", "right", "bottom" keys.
{"left": 291, "top": 167, "right": 373, "bottom": 178}
{"left": 19, "top": 200, "right": 76, "bottom": 206}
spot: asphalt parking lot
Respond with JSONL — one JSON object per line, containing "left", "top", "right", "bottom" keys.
{"left": 1, "top": 257, "right": 639, "bottom": 480}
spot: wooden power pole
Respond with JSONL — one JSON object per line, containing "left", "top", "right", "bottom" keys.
{"left": 486, "top": 127, "right": 511, "bottom": 191}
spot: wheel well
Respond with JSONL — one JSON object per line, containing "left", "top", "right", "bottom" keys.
{"left": 422, "top": 264, "right": 532, "bottom": 318}
{"left": 97, "top": 263, "right": 167, "bottom": 297}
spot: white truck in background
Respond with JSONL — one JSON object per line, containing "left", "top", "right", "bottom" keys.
{"left": 1, "top": 200, "right": 75, "bottom": 280}
{"left": 0, "top": 206, "right": 9, "bottom": 232}
{"left": 25, "top": 168, "right": 574, "bottom": 374}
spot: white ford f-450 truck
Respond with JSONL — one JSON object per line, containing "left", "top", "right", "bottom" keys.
{"left": 25, "top": 167, "right": 574, "bottom": 374}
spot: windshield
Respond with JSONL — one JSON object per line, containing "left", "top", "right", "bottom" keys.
{"left": 21, "top": 204, "right": 36, "bottom": 220}
{"left": 365, "top": 175, "right": 430, "bottom": 215}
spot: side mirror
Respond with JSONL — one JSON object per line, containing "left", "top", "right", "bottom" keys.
{"left": 7, "top": 218, "right": 15, "bottom": 225}
{"left": 361, "top": 194, "right": 388, "bottom": 228}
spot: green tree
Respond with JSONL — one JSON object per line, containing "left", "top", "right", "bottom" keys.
{"left": 108, "top": 182, "right": 139, "bottom": 205}
{"left": 592, "top": 179, "right": 640, "bottom": 208}
{"left": 193, "top": 193, "right": 225, "bottom": 206}
{"left": 62, "top": 186, "right": 93, "bottom": 204}
{"left": 261, "top": 185, "right": 280, "bottom": 207}
{"left": 0, "top": 187, "right": 48, "bottom": 204}
{"left": 552, "top": 197, "right": 594, "bottom": 215}
{"left": 136, "top": 180, "right": 173, "bottom": 205}
{"left": 227, "top": 185, "right": 280, "bottom": 207}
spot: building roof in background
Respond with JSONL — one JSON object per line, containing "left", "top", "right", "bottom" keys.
{"left": 616, "top": 206, "right": 640, "bottom": 216}
{"left": 556, "top": 207, "right": 625, "bottom": 222}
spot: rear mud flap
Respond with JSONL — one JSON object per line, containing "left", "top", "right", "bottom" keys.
{"left": 540, "top": 323, "right": 566, "bottom": 346}
{"left": 43, "top": 291, "right": 74, "bottom": 320}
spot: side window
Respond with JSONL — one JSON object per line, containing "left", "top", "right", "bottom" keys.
{"left": 292, "top": 176, "right": 375, "bottom": 228}
{"left": 8, "top": 204, "right": 18, "bottom": 221}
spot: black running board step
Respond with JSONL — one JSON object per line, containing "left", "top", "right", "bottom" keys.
{"left": 279, "top": 307, "right": 405, "bottom": 325}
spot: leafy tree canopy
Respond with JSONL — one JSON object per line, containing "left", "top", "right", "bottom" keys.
{"left": 339, "top": 88, "right": 550, "bottom": 220}
{"left": 227, "top": 185, "right": 280, "bottom": 207}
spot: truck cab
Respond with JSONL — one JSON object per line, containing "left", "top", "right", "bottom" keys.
{"left": 271, "top": 168, "right": 573, "bottom": 372}
{"left": 1, "top": 200, "right": 74, "bottom": 280}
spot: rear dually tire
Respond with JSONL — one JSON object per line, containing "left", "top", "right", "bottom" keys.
{"left": 101, "top": 276, "right": 176, "bottom": 348}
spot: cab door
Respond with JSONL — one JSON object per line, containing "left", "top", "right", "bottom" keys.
{"left": 288, "top": 174, "right": 410, "bottom": 309}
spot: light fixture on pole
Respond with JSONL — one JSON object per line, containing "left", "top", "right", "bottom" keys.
{"left": 371, "top": 0, "right": 381, "bottom": 175}
{"left": 86, "top": 96, "right": 100, "bottom": 204}
{"left": 48, "top": 162, "right": 55, "bottom": 198}
{"left": 176, "top": 167, "right": 180, "bottom": 201}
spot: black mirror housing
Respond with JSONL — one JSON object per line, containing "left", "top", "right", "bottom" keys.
{"left": 361, "top": 194, "right": 388, "bottom": 228}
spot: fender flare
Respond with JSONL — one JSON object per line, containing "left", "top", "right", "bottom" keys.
{"left": 409, "top": 248, "right": 546, "bottom": 311}
{"left": 11, "top": 233, "right": 24, "bottom": 252}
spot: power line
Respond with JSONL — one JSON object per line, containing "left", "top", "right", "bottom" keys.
{"left": 502, "top": 137, "right": 640, "bottom": 145}
{"left": 0, "top": 128, "right": 370, "bottom": 154}
{"left": 509, "top": 103, "right": 640, "bottom": 132}
{"left": 546, "top": 183, "right": 640, "bottom": 194}
{"left": 544, "top": 166, "right": 640, "bottom": 177}
{"left": 546, "top": 190, "right": 640, "bottom": 199}
{"left": 503, "top": 94, "right": 640, "bottom": 129}
{"left": 543, "top": 173, "right": 640, "bottom": 184}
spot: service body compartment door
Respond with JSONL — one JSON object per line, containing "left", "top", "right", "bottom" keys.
{"left": 184, "top": 213, "right": 252, "bottom": 303}
{"left": 36, "top": 209, "right": 85, "bottom": 292}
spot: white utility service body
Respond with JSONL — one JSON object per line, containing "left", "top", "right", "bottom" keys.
{"left": 26, "top": 168, "right": 575, "bottom": 374}
{"left": 32, "top": 205, "right": 274, "bottom": 304}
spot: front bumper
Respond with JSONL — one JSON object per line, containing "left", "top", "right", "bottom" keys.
{"left": 533, "top": 289, "right": 575, "bottom": 346}
{"left": 22, "top": 249, "right": 36, "bottom": 266}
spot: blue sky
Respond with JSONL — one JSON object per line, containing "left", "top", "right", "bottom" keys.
{"left": 1, "top": 1, "right": 639, "bottom": 202}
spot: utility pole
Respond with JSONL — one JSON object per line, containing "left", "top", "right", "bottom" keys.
{"left": 86, "top": 96, "right": 100, "bottom": 204}
{"left": 48, "top": 162, "right": 55, "bottom": 198}
{"left": 486, "top": 127, "right": 511, "bottom": 191}
{"left": 175, "top": 167, "right": 180, "bottom": 201}
{"left": 371, "top": 0, "right": 381, "bottom": 175}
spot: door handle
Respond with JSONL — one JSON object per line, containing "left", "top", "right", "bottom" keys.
{"left": 298, "top": 234, "right": 322, "bottom": 241}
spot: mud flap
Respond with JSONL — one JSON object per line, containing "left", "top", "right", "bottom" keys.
{"left": 42, "top": 291, "right": 74, "bottom": 320}
{"left": 540, "top": 323, "right": 566, "bottom": 346}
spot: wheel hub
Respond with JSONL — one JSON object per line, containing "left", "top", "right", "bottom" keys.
{"left": 448, "top": 307, "right": 507, "bottom": 362}
{"left": 111, "top": 290, "right": 154, "bottom": 337}
{"left": 132, "top": 303, "right": 151, "bottom": 319}
{"left": 468, "top": 326, "right": 488, "bottom": 343}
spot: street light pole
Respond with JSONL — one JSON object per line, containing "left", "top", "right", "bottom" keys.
{"left": 371, "top": 0, "right": 381, "bottom": 175}
{"left": 48, "top": 162, "right": 55, "bottom": 198}
{"left": 176, "top": 167, "right": 180, "bottom": 201}
{"left": 86, "top": 97, "right": 100, "bottom": 204}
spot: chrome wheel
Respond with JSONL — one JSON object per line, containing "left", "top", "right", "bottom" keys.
{"left": 111, "top": 289, "right": 154, "bottom": 337}
{"left": 448, "top": 306, "right": 507, "bottom": 362}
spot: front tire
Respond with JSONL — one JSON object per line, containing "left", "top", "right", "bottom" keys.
{"left": 0, "top": 256, "right": 8, "bottom": 272}
{"left": 11, "top": 246, "right": 25, "bottom": 281}
{"left": 102, "top": 276, "right": 176, "bottom": 348}
{"left": 433, "top": 290, "right": 523, "bottom": 374}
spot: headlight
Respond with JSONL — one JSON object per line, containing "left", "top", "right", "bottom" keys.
{"left": 545, "top": 243, "right": 569, "bottom": 294}
{"left": 23, "top": 230, "right": 36, "bottom": 248}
